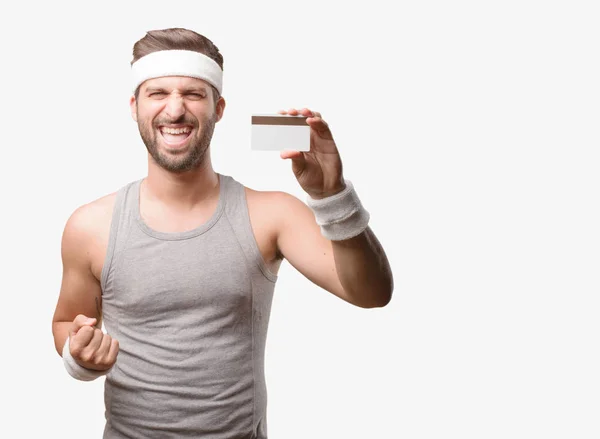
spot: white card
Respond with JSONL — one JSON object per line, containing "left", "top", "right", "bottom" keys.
{"left": 251, "top": 114, "right": 310, "bottom": 151}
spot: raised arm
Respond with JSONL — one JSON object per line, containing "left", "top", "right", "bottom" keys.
{"left": 276, "top": 107, "right": 393, "bottom": 308}
{"left": 273, "top": 191, "right": 392, "bottom": 308}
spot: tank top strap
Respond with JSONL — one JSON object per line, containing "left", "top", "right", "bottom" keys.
{"left": 222, "top": 176, "right": 278, "bottom": 283}
{"left": 100, "top": 179, "right": 140, "bottom": 291}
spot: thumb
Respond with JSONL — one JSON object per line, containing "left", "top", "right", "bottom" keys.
{"left": 280, "top": 150, "right": 307, "bottom": 177}
{"left": 70, "top": 314, "right": 97, "bottom": 337}
{"left": 280, "top": 150, "right": 303, "bottom": 160}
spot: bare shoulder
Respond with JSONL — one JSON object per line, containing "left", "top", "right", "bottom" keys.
{"left": 64, "top": 192, "right": 117, "bottom": 238}
{"left": 243, "top": 186, "right": 309, "bottom": 225}
{"left": 243, "top": 185, "right": 307, "bottom": 211}
{"left": 62, "top": 191, "right": 118, "bottom": 279}
{"left": 242, "top": 186, "right": 310, "bottom": 268}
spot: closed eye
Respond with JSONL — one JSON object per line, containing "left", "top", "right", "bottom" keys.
{"left": 186, "top": 93, "right": 206, "bottom": 99}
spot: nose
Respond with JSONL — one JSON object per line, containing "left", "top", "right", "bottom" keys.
{"left": 164, "top": 93, "right": 186, "bottom": 120}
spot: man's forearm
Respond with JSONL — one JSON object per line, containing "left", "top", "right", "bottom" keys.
{"left": 331, "top": 226, "right": 393, "bottom": 308}
{"left": 52, "top": 321, "right": 72, "bottom": 356}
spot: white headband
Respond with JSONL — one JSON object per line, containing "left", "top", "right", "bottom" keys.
{"left": 131, "top": 49, "right": 223, "bottom": 95}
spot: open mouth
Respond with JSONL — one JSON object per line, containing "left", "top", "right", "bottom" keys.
{"left": 159, "top": 126, "right": 193, "bottom": 148}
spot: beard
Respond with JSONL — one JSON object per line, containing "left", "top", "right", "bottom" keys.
{"left": 138, "top": 111, "right": 217, "bottom": 173}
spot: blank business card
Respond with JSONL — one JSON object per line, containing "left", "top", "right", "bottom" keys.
{"left": 251, "top": 114, "right": 310, "bottom": 151}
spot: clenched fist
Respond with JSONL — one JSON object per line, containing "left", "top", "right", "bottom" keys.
{"left": 69, "top": 314, "right": 119, "bottom": 371}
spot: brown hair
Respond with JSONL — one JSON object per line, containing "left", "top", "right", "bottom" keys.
{"left": 131, "top": 28, "right": 224, "bottom": 101}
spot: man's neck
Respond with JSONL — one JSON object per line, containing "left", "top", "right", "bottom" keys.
{"left": 143, "top": 159, "right": 220, "bottom": 210}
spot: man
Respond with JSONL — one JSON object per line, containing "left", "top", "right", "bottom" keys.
{"left": 52, "top": 27, "right": 393, "bottom": 438}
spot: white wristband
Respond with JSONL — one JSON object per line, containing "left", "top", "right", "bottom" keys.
{"left": 306, "top": 180, "right": 370, "bottom": 241}
{"left": 62, "top": 336, "right": 111, "bottom": 381}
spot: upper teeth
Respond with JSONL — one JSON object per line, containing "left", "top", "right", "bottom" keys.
{"left": 161, "top": 127, "right": 191, "bottom": 134}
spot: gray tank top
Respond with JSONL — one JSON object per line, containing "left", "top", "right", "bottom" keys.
{"left": 100, "top": 173, "right": 278, "bottom": 438}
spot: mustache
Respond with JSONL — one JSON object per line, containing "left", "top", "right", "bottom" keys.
{"left": 153, "top": 115, "right": 198, "bottom": 127}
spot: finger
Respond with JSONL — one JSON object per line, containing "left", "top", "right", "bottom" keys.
{"left": 307, "top": 117, "right": 333, "bottom": 140}
{"left": 280, "top": 150, "right": 304, "bottom": 160}
{"left": 72, "top": 325, "right": 95, "bottom": 346}
{"left": 277, "top": 109, "right": 287, "bottom": 115}
{"left": 79, "top": 328, "right": 105, "bottom": 362}
{"left": 282, "top": 152, "right": 308, "bottom": 177}
{"left": 86, "top": 328, "right": 105, "bottom": 354}
{"left": 69, "top": 325, "right": 95, "bottom": 357}
{"left": 70, "top": 314, "right": 97, "bottom": 337}
{"left": 287, "top": 108, "right": 299, "bottom": 116}
{"left": 106, "top": 338, "right": 120, "bottom": 365}
{"left": 307, "top": 116, "right": 328, "bottom": 127}
{"left": 96, "top": 333, "right": 113, "bottom": 359}
{"left": 299, "top": 108, "right": 320, "bottom": 118}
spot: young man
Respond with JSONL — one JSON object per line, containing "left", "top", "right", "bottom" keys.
{"left": 52, "top": 27, "right": 393, "bottom": 438}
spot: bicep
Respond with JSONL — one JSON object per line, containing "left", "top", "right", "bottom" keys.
{"left": 52, "top": 208, "right": 103, "bottom": 327}
{"left": 275, "top": 193, "right": 348, "bottom": 302}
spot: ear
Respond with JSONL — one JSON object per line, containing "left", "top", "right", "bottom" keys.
{"left": 129, "top": 95, "right": 137, "bottom": 122}
{"left": 215, "top": 96, "right": 226, "bottom": 123}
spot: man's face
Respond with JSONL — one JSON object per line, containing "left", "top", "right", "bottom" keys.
{"left": 130, "top": 76, "right": 224, "bottom": 173}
